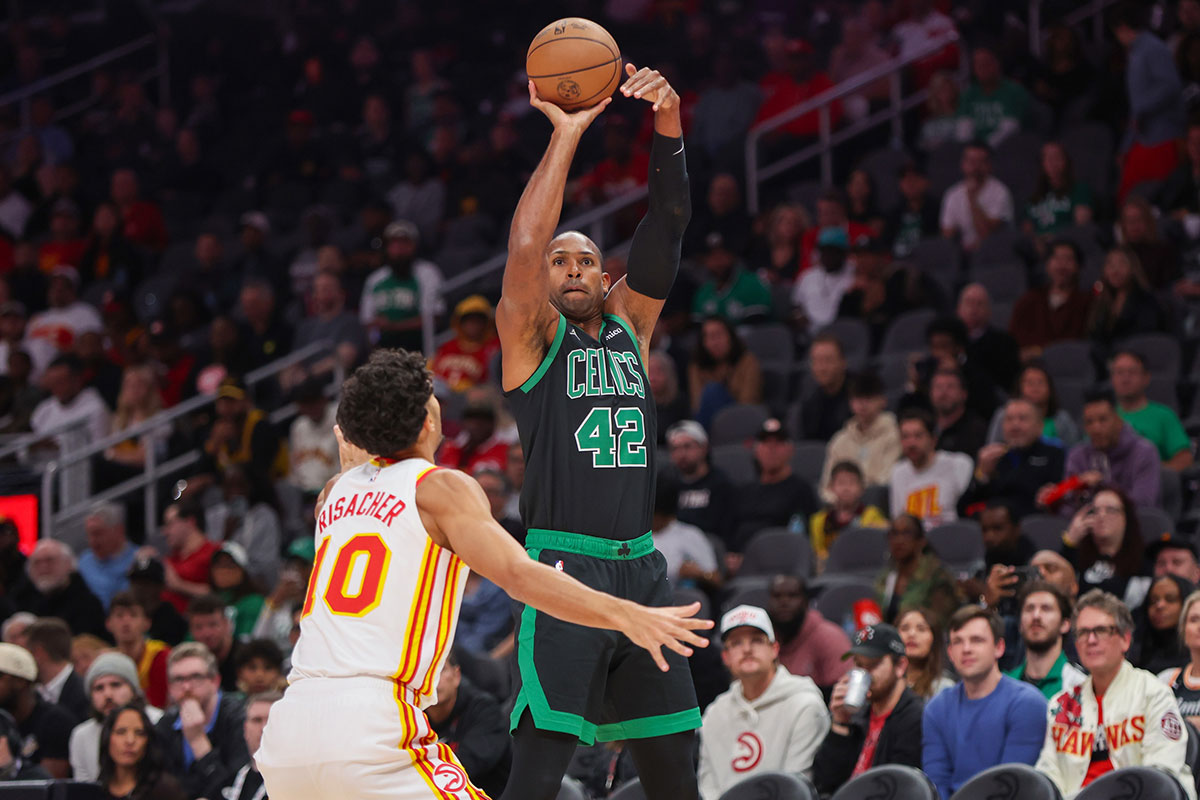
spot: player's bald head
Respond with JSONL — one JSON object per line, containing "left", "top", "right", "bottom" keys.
{"left": 548, "top": 231, "right": 602, "bottom": 264}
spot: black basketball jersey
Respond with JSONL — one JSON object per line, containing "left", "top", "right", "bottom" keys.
{"left": 505, "top": 312, "right": 656, "bottom": 541}
{"left": 1164, "top": 666, "right": 1200, "bottom": 719}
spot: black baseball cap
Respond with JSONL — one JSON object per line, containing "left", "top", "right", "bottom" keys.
{"left": 756, "top": 418, "right": 789, "bottom": 441}
{"left": 128, "top": 555, "right": 165, "bottom": 584}
{"left": 1147, "top": 533, "right": 1199, "bottom": 562}
{"left": 843, "top": 623, "right": 906, "bottom": 660}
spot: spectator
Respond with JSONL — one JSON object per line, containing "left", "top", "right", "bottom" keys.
{"left": 1119, "top": 195, "right": 1181, "bottom": 290}
{"left": 430, "top": 295, "right": 499, "bottom": 395}
{"left": 0, "top": 165, "right": 32, "bottom": 240}
{"left": 689, "top": 49, "right": 762, "bottom": 175}
{"left": 208, "top": 544, "right": 266, "bottom": 641}
{"left": 961, "top": 502, "right": 1039, "bottom": 614}
{"left": 750, "top": 203, "right": 809, "bottom": 285}
{"left": 753, "top": 38, "right": 840, "bottom": 155}
{"left": 36, "top": 200, "right": 84, "bottom": 274}
{"left": 829, "top": 19, "right": 891, "bottom": 122}
{"left": 177, "top": 234, "right": 238, "bottom": 318}
{"left": 686, "top": 173, "right": 752, "bottom": 258}
{"left": 917, "top": 71, "right": 962, "bottom": 153}
{"left": 794, "top": 227, "right": 854, "bottom": 330}
{"left": 204, "top": 467, "right": 282, "bottom": 590}
{"left": 1163, "top": 589, "right": 1200, "bottom": 729}
{"left": 1023, "top": 142, "right": 1094, "bottom": 242}
{"left": 156, "top": 643, "right": 248, "bottom": 798}
{"left": 894, "top": 1, "right": 959, "bottom": 85}
{"left": 690, "top": 232, "right": 773, "bottom": 323}
{"left": 146, "top": 320, "right": 198, "bottom": 409}
{"left": 1054, "top": 389, "right": 1161, "bottom": 514}
{"left": 667, "top": 421, "right": 738, "bottom": 560}
{"left": 812, "top": 624, "right": 923, "bottom": 794}
{"left": 26, "top": 267, "right": 102, "bottom": 354}
{"left": 159, "top": 500, "right": 221, "bottom": 616}
{"left": 734, "top": 418, "right": 817, "bottom": 545}
{"left": 890, "top": 410, "right": 974, "bottom": 528}
{"left": 1010, "top": 241, "right": 1095, "bottom": 361}
{"left": 235, "top": 279, "right": 292, "bottom": 374}
{"left": 1031, "top": 551, "right": 1082, "bottom": 602}
{"left": 1160, "top": 121, "right": 1200, "bottom": 219}
{"left": 79, "top": 502, "right": 136, "bottom": 610}
{"left": 1090, "top": 248, "right": 1167, "bottom": 361}
{"left": 987, "top": 362, "right": 1081, "bottom": 448}
{"left": 1153, "top": 536, "right": 1200, "bottom": 584}
{"left": 229, "top": 213, "right": 282, "bottom": 301}
{"left": 651, "top": 472, "right": 720, "bottom": 590}
{"left": 11, "top": 539, "right": 106, "bottom": 639}
{"left": 195, "top": 377, "right": 286, "bottom": 488}
{"left": 438, "top": 400, "right": 508, "bottom": 474}
{"left": 1133, "top": 574, "right": 1192, "bottom": 674}
{"left": 940, "top": 141, "right": 1014, "bottom": 252}
{"left": 1113, "top": 2, "right": 1187, "bottom": 203}
{"left": 472, "top": 467, "right": 524, "bottom": 544}
{"left": 289, "top": 271, "right": 366, "bottom": 389}
{"left": 127, "top": 557, "right": 188, "bottom": 647}
{"left": 233, "top": 640, "right": 284, "bottom": 695}
{"left": 78, "top": 201, "right": 142, "bottom": 291}
{"left": 886, "top": 163, "right": 941, "bottom": 259}
{"left": 922, "top": 606, "right": 1048, "bottom": 799}
{"left": 820, "top": 372, "right": 900, "bottom": 496}
{"left": 876, "top": 515, "right": 960, "bottom": 629}
{"left": 840, "top": 234, "right": 945, "bottom": 351}
{"left": 187, "top": 595, "right": 242, "bottom": 693}
{"left": 0, "top": 642, "right": 75, "bottom": 777}
{"left": 931, "top": 367, "right": 988, "bottom": 460}
{"left": 809, "top": 461, "right": 888, "bottom": 563}
{"left": 1060, "top": 487, "right": 1152, "bottom": 608}
{"left": 248, "top": 541, "right": 313, "bottom": 655}
{"left": 222, "top": 690, "right": 279, "bottom": 800}
{"left": 1035, "top": 589, "right": 1195, "bottom": 796}
{"left": 687, "top": 316, "right": 762, "bottom": 429}
{"left": 956, "top": 44, "right": 1030, "bottom": 146}
{"left": 109, "top": 169, "right": 167, "bottom": 253}
{"left": 103, "top": 364, "right": 167, "bottom": 473}
{"left": 0, "top": 301, "right": 53, "bottom": 380}
{"left": 571, "top": 115, "right": 648, "bottom": 211}
{"left": 799, "top": 190, "right": 872, "bottom": 273}
{"left": 1032, "top": 26, "right": 1097, "bottom": 126}
{"left": 0, "top": 348, "right": 43, "bottom": 434}
{"left": 25, "top": 618, "right": 88, "bottom": 723}
{"left": 919, "top": 316, "right": 999, "bottom": 420}
{"left": 287, "top": 378, "right": 338, "bottom": 501}
{"left": 847, "top": 170, "right": 884, "bottom": 233}
{"left": 958, "top": 283, "right": 1020, "bottom": 394}
{"left": 0, "top": 614, "right": 34, "bottom": 649}
{"left": 359, "top": 220, "right": 443, "bottom": 351}
{"left": 1110, "top": 350, "right": 1193, "bottom": 469}
{"left": 69, "top": 652, "right": 163, "bottom": 783}
{"left": 648, "top": 351, "right": 689, "bottom": 443}
{"left": 1004, "top": 580, "right": 1086, "bottom": 700}
{"left": 106, "top": 591, "right": 170, "bottom": 709}
{"left": 960, "top": 399, "right": 1065, "bottom": 519}
{"left": 799, "top": 334, "right": 852, "bottom": 442}
{"left": 767, "top": 574, "right": 852, "bottom": 689}
{"left": 426, "top": 650, "right": 510, "bottom": 797}
{"left": 698, "top": 605, "right": 830, "bottom": 798}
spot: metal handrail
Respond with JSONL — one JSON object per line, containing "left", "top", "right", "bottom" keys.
{"left": 0, "top": 417, "right": 90, "bottom": 462}
{"left": 1029, "top": 0, "right": 1121, "bottom": 56}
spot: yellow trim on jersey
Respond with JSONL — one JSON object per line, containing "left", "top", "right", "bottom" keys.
{"left": 396, "top": 538, "right": 441, "bottom": 686}
{"left": 416, "top": 553, "right": 464, "bottom": 700}
{"left": 299, "top": 536, "right": 331, "bottom": 619}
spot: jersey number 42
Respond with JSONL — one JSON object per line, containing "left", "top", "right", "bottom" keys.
{"left": 574, "top": 406, "right": 647, "bottom": 468}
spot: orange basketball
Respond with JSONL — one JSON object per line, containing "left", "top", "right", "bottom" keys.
{"left": 526, "top": 18, "right": 622, "bottom": 111}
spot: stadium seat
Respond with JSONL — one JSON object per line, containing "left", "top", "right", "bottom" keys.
{"left": 862, "top": 484, "right": 890, "bottom": 516}
{"left": 991, "top": 301, "right": 1013, "bottom": 329}
{"left": 711, "top": 404, "right": 770, "bottom": 446}
{"left": 1163, "top": 468, "right": 1184, "bottom": 521}
{"left": 711, "top": 443, "right": 756, "bottom": 486}
{"left": 791, "top": 440, "right": 829, "bottom": 489}
{"left": 608, "top": 778, "right": 647, "bottom": 800}
{"left": 1188, "top": 721, "right": 1200, "bottom": 796}
{"left": 858, "top": 147, "right": 911, "bottom": 213}
{"left": 723, "top": 575, "right": 771, "bottom": 613}
{"left": 927, "top": 521, "right": 984, "bottom": 575}
{"left": 949, "top": 763, "right": 1063, "bottom": 800}
{"left": 672, "top": 586, "right": 712, "bottom": 624}
{"left": 739, "top": 322, "right": 795, "bottom": 370}
{"left": 911, "top": 238, "right": 963, "bottom": 277}
{"left": 877, "top": 354, "right": 912, "bottom": 395}
{"left": 1020, "top": 514, "right": 1068, "bottom": 553}
{"left": 1136, "top": 506, "right": 1175, "bottom": 543}
{"left": 972, "top": 228, "right": 1029, "bottom": 270}
{"left": 1054, "top": 377, "right": 1089, "bottom": 419}
{"left": 1120, "top": 332, "right": 1182, "bottom": 377}
{"left": 1073, "top": 766, "right": 1189, "bottom": 800}
{"left": 787, "top": 180, "right": 826, "bottom": 217}
{"left": 740, "top": 528, "right": 814, "bottom": 578}
{"left": 824, "top": 527, "right": 888, "bottom": 577}
{"left": 818, "top": 318, "right": 871, "bottom": 369}
{"left": 813, "top": 580, "right": 878, "bottom": 631}
{"left": 927, "top": 141, "right": 965, "bottom": 199}
{"left": 1147, "top": 375, "right": 1180, "bottom": 412}
{"left": 1061, "top": 122, "right": 1115, "bottom": 198}
{"left": 881, "top": 308, "right": 938, "bottom": 355}
{"left": 1041, "top": 340, "right": 1095, "bottom": 383}
{"left": 830, "top": 764, "right": 939, "bottom": 800}
{"left": 718, "top": 771, "right": 819, "bottom": 800}
{"left": 971, "top": 264, "right": 1027, "bottom": 305}
{"left": 556, "top": 777, "right": 588, "bottom": 800}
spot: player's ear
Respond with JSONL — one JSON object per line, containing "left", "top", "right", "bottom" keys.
{"left": 601, "top": 271, "right": 611, "bottom": 292}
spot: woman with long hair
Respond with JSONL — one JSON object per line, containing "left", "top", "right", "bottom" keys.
{"left": 1024, "top": 142, "right": 1093, "bottom": 239}
{"left": 985, "top": 362, "right": 1081, "bottom": 447}
{"left": 1162, "top": 589, "right": 1200, "bottom": 729}
{"left": 97, "top": 704, "right": 186, "bottom": 800}
{"left": 897, "top": 608, "right": 955, "bottom": 700}
{"left": 688, "top": 316, "right": 762, "bottom": 429}
{"left": 79, "top": 201, "right": 143, "bottom": 291}
{"left": 1087, "top": 246, "right": 1165, "bottom": 357}
{"left": 1132, "top": 573, "right": 1193, "bottom": 675}
{"left": 846, "top": 169, "right": 884, "bottom": 233}
{"left": 751, "top": 203, "right": 810, "bottom": 285}
{"left": 104, "top": 364, "right": 165, "bottom": 467}
{"left": 1061, "top": 486, "right": 1152, "bottom": 608}
{"left": 917, "top": 71, "right": 960, "bottom": 152}
{"left": 1118, "top": 195, "right": 1181, "bottom": 290}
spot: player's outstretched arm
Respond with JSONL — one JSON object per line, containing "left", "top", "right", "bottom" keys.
{"left": 606, "top": 64, "right": 690, "bottom": 358}
{"left": 418, "top": 468, "right": 711, "bottom": 671}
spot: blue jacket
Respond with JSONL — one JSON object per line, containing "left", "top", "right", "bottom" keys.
{"left": 1125, "top": 32, "right": 1185, "bottom": 149}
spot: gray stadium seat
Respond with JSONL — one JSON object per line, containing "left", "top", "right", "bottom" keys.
{"left": 824, "top": 527, "right": 889, "bottom": 577}
{"left": 740, "top": 528, "right": 814, "bottom": 578}
{"left": 830, "top": 764, "right": 939, "bottom": 800}
{"left": 818, "top": 318, "right": 871, "bottom": 369}
{"left": 1061, "top": 122, "right": 1115, "bottom": 198}
{"left": 1074, "top": 767, "right": 1189, "bottom": 800}
{"left": 1041, "top": 340, "right": 1095, "bottom": 383}
{"left": 911, "top": 238, "right": 963, "bottom": 276}
{"left": 813, "top": 579, "right": 878, "bottom": 631}
{"left": 858, "top": 147, "right": 911, "bottom": 213}
{"left": 672, "top": 585, "right": 712, "bottom": 624}
{"left": 791, "top": 440, "right": 829, "bottom": 489}
{"left": 928, "top": 521, "right": 985, "bottom": 575}
{"left": 739, "top": 322, "right": 795, "bottom": 370}
{"left": 1163, "top": 468, "right": 1184, "bottom": 521}
{"left": 992, "top": 301, "right": 1013, "bottom": 329}
{"left": 722, "top": 576, "right": 771, "bottom": 614}
{"left": 1146, "top": 375, "right": 1179, "bottom": 412}
{"left": 609, "top": 778, "right": 647, "bottom": 800}
{"left": 927, "top": 142, "right": 965, "bottom": 200}
{"left": 556, "top": 778, "right": 588, "bottom": 800}
{"left": 1119, "top": 332, "right": 1182, "bottom": 377}
{"left": 971, "top": 264, "right": 1027, "bottom": 305}
{"left": 972, "top": 228, "right": 1029, "bottom": 270}
{"left": 1136, "top": 506, "right": 1175, "bottom": 543}
{"left": 1188, "top": 721, "right": 1200, "bottom": 796}
{"left": 862, "top": 484, "right": 890, "bottom": 516}
{"left": 718, "top": 771, "right": 819, "bottom": 800}
{"left": 711, "top": 444, "right": 756, "bottom": 486}
{"left": 711, "top": 404, "right": 770, "bottom": 446}
{"left": 1054, "top": 377, "right": 1088, "bottom": 419}
{"left": 881, "top": 308, "right": 938, "bottom": 355}
{"left": 949, "top": 763, "right": 1063, "bottom": 800}
{"left": 1021, "top": 514, "right": 1068, "bottom": 553}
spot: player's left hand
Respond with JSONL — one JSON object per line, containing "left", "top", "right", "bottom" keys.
{"left": 620, "top": 63, "right": 678, "bottom": 112}
{"left": 619, "top": 601, "right": 712, "bottom": 672}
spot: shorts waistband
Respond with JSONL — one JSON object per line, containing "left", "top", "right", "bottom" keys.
{"left": 525, "top": 529, "right": 654, "bottom": 560}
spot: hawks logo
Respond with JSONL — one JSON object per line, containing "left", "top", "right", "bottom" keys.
{"left": 432, "top": 762, "right": 467, "bottom": 792}
{"left": 1052, "top": 688, "right": 1084, "bottom": 728}
{"left": 731, "top": 732, "right": 763, "bottom": 772}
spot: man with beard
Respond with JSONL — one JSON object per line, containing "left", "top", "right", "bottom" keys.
{"left": 358, "top": 219, "right": 443, "bottom": 351}
{"left": 1004, "top": 580, "right": 1084, "bottom": 700}
{"left": 10, "top": 539, "right": 106, "bottom": 639}
{"left": 767, "top": 574, "right": 852, "bottom": 690}
{"left": 0, "top": 643, "right": 75, "bottom": 778}
{"left": 67, "top": 652, "right": 162, "bottom": 782}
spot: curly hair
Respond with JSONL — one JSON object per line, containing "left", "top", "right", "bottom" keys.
{"left": 336, "top": 348, "right": 433, "bottom": 457}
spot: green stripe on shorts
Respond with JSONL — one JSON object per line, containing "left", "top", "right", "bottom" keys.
{"left": 524, "top": 529, "right": 654, "bottom": 560}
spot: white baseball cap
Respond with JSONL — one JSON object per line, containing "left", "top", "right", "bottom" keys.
{"left": 720, "top": 605, "right": 775, "bottom": 643}
{"left": 0, "top": 643, "right": 36, "bottom": 681}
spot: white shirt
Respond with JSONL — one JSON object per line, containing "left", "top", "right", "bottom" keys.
{"left": 793, "top": 266, "right": 856, "bottom": 329}
{"left": 893, "top": 11, "right": 958, "bottom": 61}
{"left": 652, "top": 519, "right": 718, "bottom": 584}
{"left": 26, "top": 302, "right": 103, "bottom": 352}
{"left": 289, "top": 404, "right": 339, "bottom": 493}
{"left": 31, "top": 386, "right": 111, "bottom": 445}
{"left": 38, "top": 663, "right": 73, "bottom": 705}
{"left": 69, "top": 705, "right": 163, "bottom": 782}
{"left": 0, "top": 191, "right": 32, "bottom": 239}
{"left": 889, "top": 450, "right": 974, "bottom": 528}
{"left": 939, "top": 177, "right": 1014, "bottom": 250}
{"left": 0, "top": 336, "right": 56, "bottom": 379}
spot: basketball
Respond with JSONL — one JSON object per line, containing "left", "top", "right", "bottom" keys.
{"left": 526, "top": 18, "right": 622, "bottom": 111}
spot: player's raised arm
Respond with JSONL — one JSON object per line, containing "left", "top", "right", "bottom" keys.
{"left": 606, "top": 63, "right": 690, "bottom": 358}
{"left": 417, "top": 468, "right": 711, "bottom": 671}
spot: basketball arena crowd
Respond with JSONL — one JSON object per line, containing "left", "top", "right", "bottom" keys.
{"left": 8, "top": 0, "right": 1200, "bottom": 798}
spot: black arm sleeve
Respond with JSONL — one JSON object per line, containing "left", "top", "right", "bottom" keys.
{"left": 625, "top": 133, "right": 691, "bottom": 300}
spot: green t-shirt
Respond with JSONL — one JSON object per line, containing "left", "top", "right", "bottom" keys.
{"left": 220, "top": 591, "right": 266, "bottom": 640}
{"left": 692, "top": 268, "right": 774, "bottom": 322}
{"left": 368, "top": 273, "right": 421, "bottom": 322}
{"left": 957, "top": 80, "right": 1029, "bottom": 142}
{"left": 1120, "top": 401, "right": 1190, "bottom": 460}
{"left": 1004, "top": 650, "right": 1070, "bottom": 700}
{"left": 1026, "top": 182, "right": 1092, "bottom": 234}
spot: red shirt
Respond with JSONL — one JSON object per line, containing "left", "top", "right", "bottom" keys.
{"left": 576, "top": 152, "right": 650, "bottom": 204}
{"left": 121, "top": 201, "right": 168, "bottom": 252}
{"left": 38, "top": 240, "right": 85, "bottom": 273}
{"left": 164, "top": 539, "right": 220, "bottom": 614}
{"left": 754, "top": 71, "right": 842, "bottom": 137}
{"left": 1083, "top": 693, "right": 1114, "bottom": 787}
{"left": 431, "top": 337, "right": 500, "bottom": 393}
{"left": 853, "top": 707, "right": 893, "bottom": 777}
{"left": 438, "top": 435, "right": 508, "bottom": 475}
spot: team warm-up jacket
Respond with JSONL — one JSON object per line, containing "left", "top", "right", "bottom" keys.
{"left": 1034, "top": 659, "right": 1197, "bottom": 799}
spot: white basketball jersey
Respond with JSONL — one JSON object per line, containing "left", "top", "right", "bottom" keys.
{"left": 289, "top": 457, "right": 467, "bottom": 708}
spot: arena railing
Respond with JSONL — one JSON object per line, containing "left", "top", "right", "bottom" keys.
{"left": 1028, "top": 0, "right": 1123, "bottom": 57}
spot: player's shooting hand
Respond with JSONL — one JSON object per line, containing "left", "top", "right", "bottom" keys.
{"left": 620, "top": 63, "right": 678, "bottom": 112}
{"left": 620, "top": 601, "right": 712, "bottom": 672}
{"left": 528, "top": 80, "right": 611, "bottom": 133}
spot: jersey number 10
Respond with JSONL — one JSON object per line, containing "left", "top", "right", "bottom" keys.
{"left": 301, "top": 533, "right": 392, "bottom": 618}
{"left": 574, "top": 406, "right": 647, "bottom": 468}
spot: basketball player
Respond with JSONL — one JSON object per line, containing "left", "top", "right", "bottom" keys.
{"left": 495, "top": 65, "right": 697, "bottom": 800}
{"left": 255, "top": 349, "right": 710, "bottom": 799}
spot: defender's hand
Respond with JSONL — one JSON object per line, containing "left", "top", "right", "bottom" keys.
{"left": 528, "top": 80, "right": 611, "bottom": 134}
{"left": 620, "top": 63, "right": 678, "bottom": 112}
{"left": 618, "top": 601, "right": 712, "bottom": 672}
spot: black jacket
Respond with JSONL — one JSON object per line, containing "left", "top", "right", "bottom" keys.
{"left": 812, "top": 686, "right": 924, "bottom": 795}
{"left": 11, "top": 573, "right": 107, "bottom": 640}
{"left": 55, "top": 668, "right": 90, "bottom": 724}
{"left": 430, "top": 678, "right": 510, "bottom": 798}
{"left": 156, "top": 695, "right": 249, "bottom": 800}
{"left": 958, "top": 438, "right": 1065, "bottom": 520}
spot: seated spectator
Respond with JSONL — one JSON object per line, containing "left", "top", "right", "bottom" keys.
{"left": 454, "top": 569, "right": 512, "bottom": 659}
{"left": 690, "top": 48, "right": 763, "bottom": 177}
{"left": 886, "top": 162, "right": 941, "bottom": 259}
{"left": 71, "top": 635, "right": 108, "bottom": 679}
{"left": 839, "top": 234, "right": 946, "bottom": 351}
{"left": 187, "top": 594, "right": 243, "bottom": 693}
{"left": 1051, "top": 389, "right": 1161, "bottom": 515}
{"left": 753, "top": 37, "right": 840, "bottom": 156}
{"left": 898, "top": 608, "right": 959, "bottom": 701}
{"left": 1032, "top": 25, "right": 1096, "bottom": 126}
{"left": 961, "top": 399, "right": 1065, "bottom": 519}
{"left": 26, "top": 266, "right": 102, "bottom": 354}
{"left": 961, "top": 502, "right": 1039, "bottom": 613}
{"left": 0, "top": 642, "right": 75, "bottom": 777}
{"left": 203, "top": 467, "right": 281, "bottom": 590}
{"left": 1004, "top": 580, "right": 1085, "bottom": 700}
{"left": 876, "top": 514, "right": 960, "bottom": 629}
{"left": 812, "top": 624, "right": 923, "bottom": 794}
{"left": 1110, "top": 350, "right": 1192, "bottom": 470}
{"left": 1035, "top": 589, "right": 1195, "bottom": 796}
{"left": 810, "top": 461, "right": 888, "bottom": 564}
{"left": 987, "top": 362, "right": 1081, "bottom": 448}
{"left": 127, "top": 557, "right": 188, "bottom": 647}
{"left": 103, "top": 364, "right": 166, "bottom": 474}
{"left": 157, "top": 499, "right": 221, "bottom": 615}
{"left": 894, "top": 1, "right": 959, "bottom": 84}
{"left": 193, "top": 377, "right": 287, "bottom": 491}
{"left": 287, "top": 378, "right": 338, "bottom": 502}
{"left": 667, "top": 421, "right": 737, "bottom": 559}
{"left": 799, "top": 334, "right": 852, "bottom": 442}
{"left": 845, "top": 169, "right": 886, "bottom": 233}
{"left": 177, "top": 234, "right": 238, "bottom": 318}
{"left": 690, "top": 232, "right": 773, "bottom": 324}
{"left": 1031, "top": 550, "right": 1082, "bottom": 600}
{"left": 687, "top": 316, "right": 762, "bottom": 429}
{"left": 830, "top": 20, "right": 891, "bottom": 122}
{"left": 30, "top": 353, "right": 110, "bottom": 451}
{"left": 249, "top": 540, "right": 314, "bottom": 655}
{"left": 931, "top": 367, "right": 988, "bottom": 460}
{"left": 1061, "top": 487, "right": 1152, "bottom": 608}
{"left": 648, "top": 351, "right": 689, "bottom": 444}
{"left": 109, "top": 168, "right": 167, "bottom": 253}
{"left": 79, "top": 502, "right": 136, "bottom": 610}
{"left": 749, "top": 203, "right": 808, "bottom": 285}
{"left": 25, "top": 618, "right": 88, "bottom": 723}
{"left": 236, "top": 279, "right": 292, "bottom": 374}
{"left": 794, "top": 228, "right": 854, "bottom": 330}
{"left": 208, "top": 544, "right": 266, "bottom": 641}
{"left": 1132, "top": 574, "right": 1192, "bottom": 675}
{"left": 1010, "top": 240, "right": 1095, "bottom": 361}
{"left": 233, "top": 640, "right": 284, "bottom": 695}
{"left": 1153, "top": 536, "right": 1200, "bottom": 584}
{"left": 1023, "top": 142, "right": 1094, "bottom": 242}
{"left": 1121, "top": 195, "right": 1181, "bottom": 290}
{"left": 698, "top": 606, "right": 830, "bottom": 798}
{"left": 820, "top": 372, "right": 899, "bottom": 496}
{"left": 1088, "top": 247, "right": 1166, "bottom": 358}
{"left": 224, "top": 691, "right": 279, "bottom": 800}
{"left": 69, "top": 652, "right": 163, "bottom": 783}
{"left": 914, "top": 316, "right": 999, "bottom": 421}
{"left": 651, "top": 472, "right": 720, "bottom": 590}
{"left": 438, "top": 399, "right": 508, "bottom": 474}
{"left": 734, "top": 418, "right": 817, "bottom": 545}
{"left": 37, "top": 200, "right": 85, "bottom": 275}
{"left": 11, "top": 539, "right": 106, "bottom": 639}
{"left": 287, "top": 270, "right": 366, "bottom": 389}
{"left": 430, "top": 295, "right": 499, "bottom": 394}
{"left": 1160, "top": 120, "right": 1200, "bottom": 221}
{"left": 156, "top": 643, "right": 248, "bottom": 798}
{"left": 922, "top": 606, "right": 1048, "bottom": 799}
{"left": 890, "top": 410, "right": 974, "bottom": 528}
{"left": 0, "top": 614, "right": 33, "bottom": 648}
{"left": 957, "top": 44, "right": 1030, "bottom": 146}
{"left": 1163, "top": 589, "right": 1200, "bottom": 729}
{"left": 426, "top": 649, "right": 510, "bottom": 797}
{"left": 799, "top": 190, "right": 873, "bottom": 273}
{"left": 106, "top": 591, "right": 170, "bottom": 709}
{"left": 359, "top": 220, "right": 443, "bottom": 352}
{"left": 473, "top": 467, "right": 524, "bottom": 545}
{"left": 958, "top": 283, "right": 1020, "bottom": 394}
{"left": 767, "top": 575, "right": 852, "bottom": 689}
{"left": 78, "top": 201, "right": 143, "bottom": 292}
{"left": 99, "top": 703, "right": 187, "bottom": 800}
{"left": 0, "top": 301, "right": 53, "bottom": 381}
{"left": 686, "top": 174, "right": 753, "bottom": 259}
{"left": 917, "top": 71, "right": 961, "bottom": 153}
{"left": 940, "top": 142, "right": 1014, "bottom": 253}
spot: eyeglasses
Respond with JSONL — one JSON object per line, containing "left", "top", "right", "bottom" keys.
{"left": 1076, "top": 625, "right": 1121, "bottom": 641}
{"left": 167, "top": 671, "right": 213, "bottom": 685}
